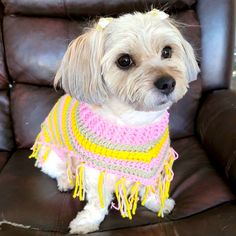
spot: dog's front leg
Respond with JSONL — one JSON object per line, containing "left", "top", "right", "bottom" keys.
{"left": 69, "top": 168, "right": 114, "bottom": 234}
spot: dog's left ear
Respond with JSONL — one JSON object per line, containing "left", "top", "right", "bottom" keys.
{"left": 181, "top": 39, "right": 200, "bottom": 83}
{"left": 54, "top": 27, "right": 108, "bottom": 104}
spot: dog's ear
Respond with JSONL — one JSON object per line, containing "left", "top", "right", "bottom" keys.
{"left": 54, "top": 28, "right": 108, "bottom": 104}
{"left": 181, "top": 39, "right": 200, "bottom": 83}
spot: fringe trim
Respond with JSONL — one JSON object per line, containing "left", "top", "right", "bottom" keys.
{"left": 29, "top": 142, "right": 177, "bottom": 219}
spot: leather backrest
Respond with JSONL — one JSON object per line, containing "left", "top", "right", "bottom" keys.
{"left": 1, "top": 0, "right": 218, "bottom": 148}
{"left": 0, "top": 2, "right": 14, "bottom": 152}
{"left": 2, "top": 0, "right": 197, "bottom": 17}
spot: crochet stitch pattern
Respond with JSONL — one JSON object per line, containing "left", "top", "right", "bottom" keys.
{"left": 29, "top": 94, "right": 178, "bottom": 219}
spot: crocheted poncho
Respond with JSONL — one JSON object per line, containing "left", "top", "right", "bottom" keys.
{"left": 30, "top": 95, "right": 178, "bottom": 219}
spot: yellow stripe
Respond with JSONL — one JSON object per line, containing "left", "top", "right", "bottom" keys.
{"left": 53, "top": 99, "right": 63, "bottom": 146}
{"left": 141, "top": 186, "right": 150, "bottom": 206}
{"left": 47, "top": 101, "right": 60, "bottom": 144}
{"left": 70, "top": 101, "right": 169, "bottom": 163}
{"left": 61, "top": 96, "right": 74, "bottom": 151}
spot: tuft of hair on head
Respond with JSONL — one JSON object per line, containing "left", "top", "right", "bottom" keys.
{"left": 54, "top": 24, "right": 109, "bottom": 104}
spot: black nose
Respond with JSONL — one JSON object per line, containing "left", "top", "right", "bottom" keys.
{"left": 154, "top": 76, "right": 176, "bottom": 95}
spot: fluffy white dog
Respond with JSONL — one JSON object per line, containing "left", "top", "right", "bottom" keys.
{"left": 30, "top": 9, "right": 199, "bottom": 234}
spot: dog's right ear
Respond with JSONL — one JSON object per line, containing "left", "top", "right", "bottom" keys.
{"left": 54, "top": 28, "right": 108, "bottom": 104}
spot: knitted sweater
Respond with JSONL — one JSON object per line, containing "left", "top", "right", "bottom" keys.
{"left": 30, "top": 94, "right": 178, "bottom": 219}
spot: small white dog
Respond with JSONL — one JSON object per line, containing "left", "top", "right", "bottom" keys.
{"left": 30, "top": 9, "right": 199, "bottom": 234}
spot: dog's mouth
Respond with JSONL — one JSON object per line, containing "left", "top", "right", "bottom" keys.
{"left": 157, "top": 99, "right": 172, "bottom": 109}
{"left": 153, "top": 93, "right": 177, "bottom": 110}
{"left": 158, "top": 93, "right": 175, "bottom": 104}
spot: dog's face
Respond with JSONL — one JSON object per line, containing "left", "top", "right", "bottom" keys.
{"left": 55, "top": 10, "right": 199, "bottom": 111}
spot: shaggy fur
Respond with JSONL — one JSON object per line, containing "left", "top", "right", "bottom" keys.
{"left": 36, "top": 10, "right": 199, "bottom": 234}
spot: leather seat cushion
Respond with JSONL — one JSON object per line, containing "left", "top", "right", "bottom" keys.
{"left": 0, "top": 137, "right": 234, "bottom": 233}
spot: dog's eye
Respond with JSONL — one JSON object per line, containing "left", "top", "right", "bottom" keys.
{"left": 161, "top": 46, "right": 172, "bottom": 59}
{"left": 117, "top": 54, "right": 133, "bottom": 69}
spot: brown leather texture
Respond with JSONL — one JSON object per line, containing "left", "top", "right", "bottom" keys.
{"left": 3, "top": 16, "right": 87, "bottom": 86}
{"left": 0, "top": 138, "right": 234, "bottom": 233}
{"left": 0, "top": 0, "right": 235, "bottom": 235}
{"left": 197, "top": 90, "right": 236, "bottom": 194}
{"left": 2, "top": 0, "right": 197, "bottom": 17}
{"left": 11, "top": 84, "right": 63, "bottom": 148}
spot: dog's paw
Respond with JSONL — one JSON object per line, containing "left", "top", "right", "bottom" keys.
{"left": 57, "top": 175, "right": 74, "bottom": 192}
{"left": 144, "top": 195, "right": 175, "bottom": 215}
{"left": 69, "top": 213, "right": 99, "bottom": 234}
{"left": 163, "top": 198, "right": 175, "bottom": 214}
{"left": 144, "top": 193, "right": 160, "bottom": 212}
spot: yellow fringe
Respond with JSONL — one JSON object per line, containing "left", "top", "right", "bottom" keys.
{"left": 29, "top": 143, "right": 42, "bottom": 159}
{"left": 73, "top": 164, "right": 85, "bottom": 200}
{"left": 128, "top": 182, "right": 140, "bottom": 215}
{"left": 115, "top": 180, "right": 123, "bottom": 215}
{"left": 158, "top": 175, "right": 165, "bottom": 217}
{"left": 79, "top": 164, "right": 85, "bottom": 200}
{"left": 73, "top": 166, "right": 80, "bottom": 198}
{"left": 141, "top": 186, "right": 150, "bottom": 206}
{"left": 67, "top": 160, "right": 74, "bottom": 187}
{"left": 98, "top": 172, "right": 105, "bottom": 208}
{"left": 121, "top": 179, "right": 132, "bottom": 219}
{"left": 157, "top": 153, "right": 175, "bottom": 217}
{"left": 115, "top": 179, "right": 132, "bottom": 219}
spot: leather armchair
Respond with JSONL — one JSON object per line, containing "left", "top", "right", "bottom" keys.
{"left": 0, "top": 0, "right": 235, "bottom": 235}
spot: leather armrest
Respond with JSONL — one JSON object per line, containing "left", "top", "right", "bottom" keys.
{"left": 197, "top": 90, "right": 236, "bottom": 193}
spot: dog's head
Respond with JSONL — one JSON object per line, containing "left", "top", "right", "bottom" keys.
{"left": 55, "top": 10, "right": 199, "bottom": 111}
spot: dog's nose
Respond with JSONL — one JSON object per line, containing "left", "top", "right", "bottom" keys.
{"left": 154, "top": 76, "right": 176, "bottom": 95}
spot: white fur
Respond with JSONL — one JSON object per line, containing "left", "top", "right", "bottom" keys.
{"left": 36, "top": 10, "right": 199, "bottom": 234}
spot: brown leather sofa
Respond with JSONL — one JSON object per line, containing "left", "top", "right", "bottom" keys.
{"left": 0, "top": 0, "right": 236, "bottom": 235}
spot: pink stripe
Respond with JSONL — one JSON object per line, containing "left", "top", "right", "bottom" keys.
{"left": 79, "top": 102, "right": 169, "bottom": 146}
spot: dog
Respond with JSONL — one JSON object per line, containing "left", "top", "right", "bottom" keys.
{"left": 29, "top": 9, "right": 199, "bottom": 234}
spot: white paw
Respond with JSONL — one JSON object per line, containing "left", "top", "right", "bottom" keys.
{"left": 144, "top": 193, "right": 161, "bottom": 212}
{"left": 57, "top": 175, "right": 74, "bottom": 192}
{"left": 144, "top": 195, "right": 175, "bottom": 215}
{"left": 163, "top": 198, "right": 175, "bottom": 214}
{"left": 69, "top": 212, "right": 99, "bottom": 234}
{"left": 35, "top": 160, "right": 42, "bottom": 168}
